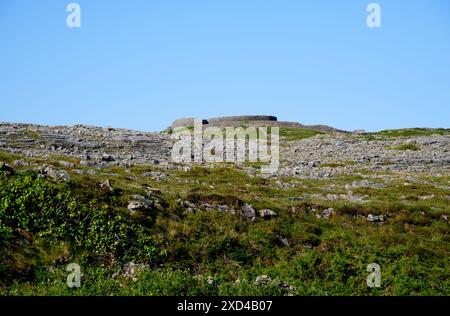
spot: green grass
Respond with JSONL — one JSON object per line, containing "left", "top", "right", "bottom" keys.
{"left": 1, "top": 152, "right": 450, "bottom": 296}
{"left": 376, "top": 128, "right": 450, "bottom": 137}
{"left": 320, "top": 161, "right": 357, "bottom": 168}
{"left": 0, "top": 151, "right": 22, "bottom": 164}
{"left": 24, "top": 130, "right": 40, "bottom": 140}
{"left": 279, "top": 128, "right": 322, "bottom": 141}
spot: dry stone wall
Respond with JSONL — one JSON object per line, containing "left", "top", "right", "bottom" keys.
{"left": 170, "top": 115, "right": 344, "bottom": 132}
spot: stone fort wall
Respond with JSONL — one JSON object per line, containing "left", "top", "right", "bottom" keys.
{"left": 171, "top": 115, "right": 303, "bottom": 129}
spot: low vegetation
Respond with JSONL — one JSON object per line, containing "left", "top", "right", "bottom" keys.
{"left": 0, "top": 150, "right": 449, "bottom": 296}
{"left": 279, "top": 128, "right": 322, "bottom": 141}
{"left": 376, "top": 128, "right": 450, "bottom": 138}
{"left": 387, "top": 144, "right": 420, "bottom": 151}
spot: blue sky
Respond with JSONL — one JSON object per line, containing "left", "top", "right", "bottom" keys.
{"left": 1, "top": 0, "right": 449, "bottom": 132}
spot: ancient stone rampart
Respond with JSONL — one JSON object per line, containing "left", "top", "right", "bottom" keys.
{"left": 170, "top": 115, "right": 346, "bottom": 133}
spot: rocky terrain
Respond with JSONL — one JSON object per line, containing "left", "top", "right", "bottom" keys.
{"left": 1, "top": 122, "right": 448, "bottom": 180}
{"left": 280, "top": 133, "right": 450, "bottom": 178}
{"left": 0, "top": 123, "right": 173, "bottom": 168}
{"left": 1, "top": 121, "right": 449, "bottom": 296}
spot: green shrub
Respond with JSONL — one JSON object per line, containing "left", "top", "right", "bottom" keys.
{"left": 0, "top": 171, "right": 165, "bottom": 272}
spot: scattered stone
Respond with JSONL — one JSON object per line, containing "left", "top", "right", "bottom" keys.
{"left": 316, "top": 208, "right": 335, "bottom": 219}
{"left": 218, "top": 204, "right": 231, "bottom": 212}
{"left": 278, "top": 236, "right": 290, "bottom": 247}
{"left": 101, "top": 154, "right": 115, "bottom": 162}
{"left": 259, "top": 209, "right": 278, "bottom": 218}
{"left": 99, "top": 179, "right": 113, "bottom": 192}
{"left": 142, "top": 171, "right": 168, "bottom": 180}
{"left": 255, "top": 275, "right": 295, "bottom": 295}
{"left": 323, "top": 208, "right": 335, "bottom": 219}
{"left": 275, "top": 180, "right": 291, "bottom": 189}
{"left": 278, "top": 281, "right": 295, "bottom": 296}
{"left": 242, "top": 203, "right": 256, "bottom": 222}
{"left": 58, "top": 160, "right": 75, "bottom": 168}
{"left": 184, "top": 208, "right": 194, "bottom": 214}
{"left": 86, "top": 169, "right": 97, "bottom": 175}
{"left": 345, "top": 180, "right": 385, "bottom": 189}
{"left": 201, "top": 203, "right": 215, "bottom": 212}
{"left": 344, "top": 192, "right": 367, "bottom": 203}
{"left": 255, "top": 275, "right": 272, "bottom": 287}
{"left": 367, "top": 214, "right": 384, "bottom": 223}
{"left": 13, "top": 160, "right": 29, "bottom": 167}
{"left": 123, "top": 262, "right": 148, "bottom": 281}
{"left": 287, "top": 197, "right": 304, "bottom": 201}
{"left": 127, "top": 194, "right": 155, "bottom": 215}
{"left": 80, "top": 160, "right": 96, "bottom": 167}
{"left": 37, "top": 165, "right": 71, "bottom": 182}
{"left": 326, "top": 194, "right": 340, "bottom": 202}
{"left": 146, "top": 187, "right": 162, "bottom": 196}
{"left": 179, "top": 200, "right": 196, "bottom": 209}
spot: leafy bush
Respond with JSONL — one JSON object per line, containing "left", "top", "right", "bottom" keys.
{"left": 1, "top": 161, "right": 449, "bottom": 296}
{"left": 0, "top": 171, "right": 165, "bottom": 269}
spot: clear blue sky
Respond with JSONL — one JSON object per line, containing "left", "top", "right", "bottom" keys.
{"left": 1, "top": 0, "right": 449, "bottom": 132}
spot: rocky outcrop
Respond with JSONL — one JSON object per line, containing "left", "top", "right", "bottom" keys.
{"left": 0, "top": 123, "right": 173, "bottom": 168}
{"left": 0, "top": 122, "right": 448, "bottom": 183}
{"left": 278, "top": 133, "right": 450, "bottom": 179}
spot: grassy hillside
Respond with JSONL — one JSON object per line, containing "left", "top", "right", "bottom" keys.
{"left": 375, "top": 128, "right": 450, "bottom": 137}
{"left": 279, "top": 128, "right": 322, "bottom": 141}
{"left": 1, "top": 150, "right": 449, "bottom": 296}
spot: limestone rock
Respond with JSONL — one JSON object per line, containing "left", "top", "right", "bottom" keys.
{"left": 367, "top": 214, "right": 384, "bottom": 223}
{"left": 316, "top": 208, "right": 335, "bottom": 219}
{"left": 37, "top": 165, "right": 71, "bottom": 182}
{"left": 255, "top": 275, "right": 272, "bottom": 286}
{"left": 99, "top": 179, "right": 113, "bottom": 192}
{"left": 242, "top": 203, "right": 256, "bottom": 222}
{"left": 127, "top": 194, "right": 155, "bottom": 215}
{"left": 259, "top": 209, "right": 278, "bottom": 218}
